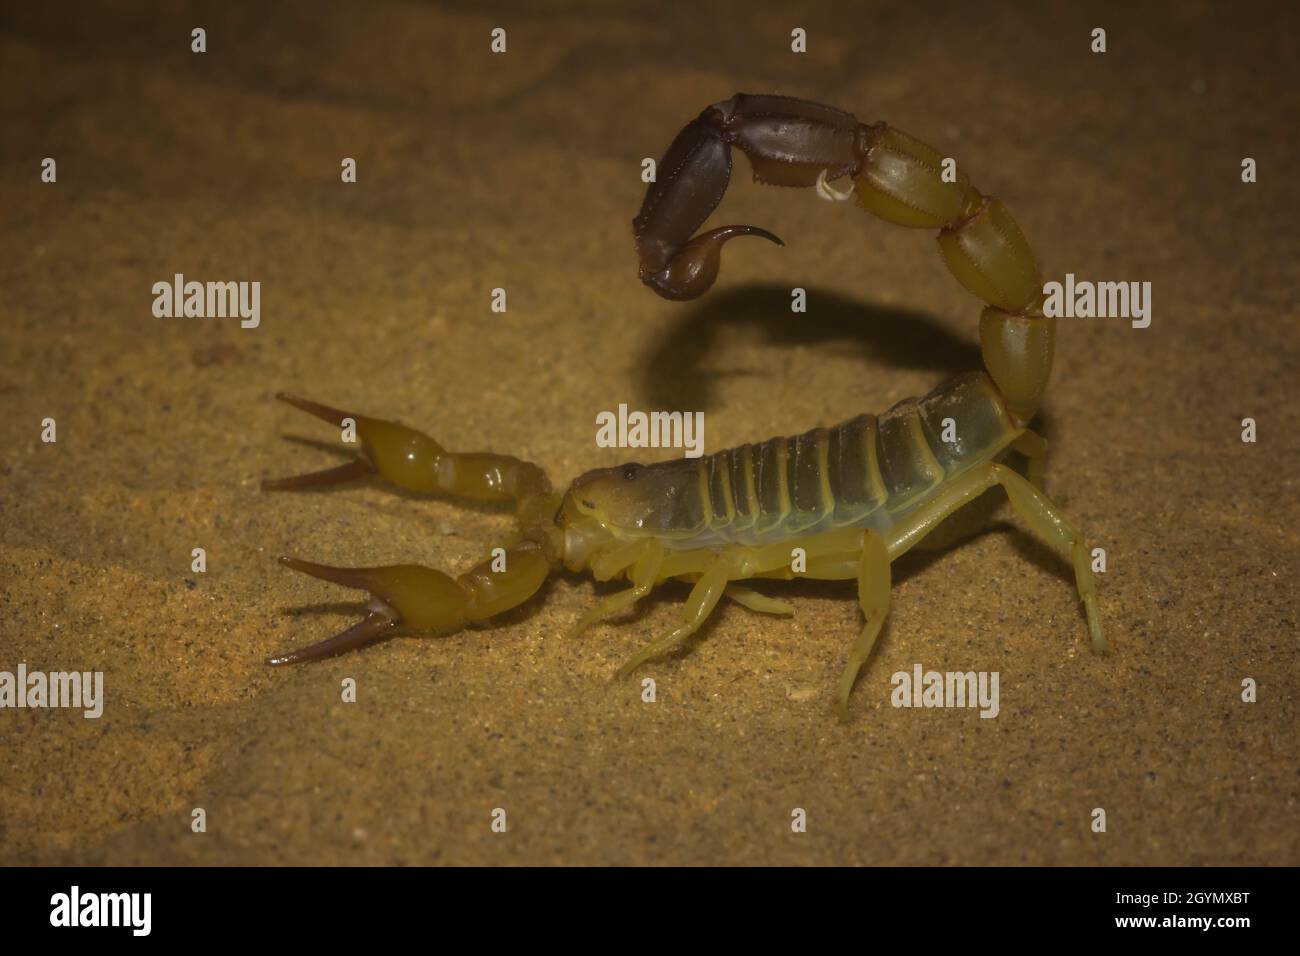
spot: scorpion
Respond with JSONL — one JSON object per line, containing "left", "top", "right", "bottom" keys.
{"left": 262, "top": 93, "right": 1104, "bottom": 720}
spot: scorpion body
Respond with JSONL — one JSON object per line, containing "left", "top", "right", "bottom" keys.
{"left": 263, "top": 94, "right": 1103, "bottom": 719}
{"left": 570, "top": 371, "right": 1020, "bottom": 549}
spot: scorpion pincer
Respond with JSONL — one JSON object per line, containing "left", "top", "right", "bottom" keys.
{"left": 262, "top": 93, "right": 1104, "bottom": 721}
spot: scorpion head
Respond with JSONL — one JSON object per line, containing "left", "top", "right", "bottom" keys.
{"left": 555, "top": 463, "right": 669, "bottom": 569}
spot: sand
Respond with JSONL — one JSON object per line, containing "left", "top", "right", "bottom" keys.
{"left": 1, "top": 0, "right": 1296, "bottom": 865}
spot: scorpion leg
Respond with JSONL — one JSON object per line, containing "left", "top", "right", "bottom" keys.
{"left": 1010, "top": 429, "right": 1048, "bottom": 491}
{"left": 615, "top": 559, "right": 731, "bottom": 679}
{"left": 565, "top": 538, "right": 663, "bottom": 639}
{"left": 834, "top": 530, "right": 892, "bottom": 722}
{"left": 884, "top": 462, "right": 1104, "bottom": 655}
{"left": 724, "top": 585, "right": 794, "bottom": 616}
{"left": 668, "top": 575, "right": 794, "bottom": 614}
{"left": 993, "top": 465, "right": 1104, "bottom": 654}
{"left": 267, "top": 542, "right": 551, "bottom": 665}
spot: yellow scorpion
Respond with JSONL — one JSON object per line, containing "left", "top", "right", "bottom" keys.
{"left": 263, "top": 93, "right": 1105, "bottom": 720}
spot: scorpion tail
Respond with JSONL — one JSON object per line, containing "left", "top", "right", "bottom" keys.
{"left": 638, "top": 225, "right": 783, "bottom": 301}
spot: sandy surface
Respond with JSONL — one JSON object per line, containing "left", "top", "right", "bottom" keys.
{"left": 1, "top": 0, "right": 1296, "bottom": 865}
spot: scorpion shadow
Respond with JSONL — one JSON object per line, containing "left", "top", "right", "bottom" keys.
{"left": 639, "top": 283, "right": 981, "bottom": 412}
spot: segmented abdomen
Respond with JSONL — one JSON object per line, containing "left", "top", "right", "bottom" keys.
{"left": 628, "top": 371, "right": 1021, "bottom": 547}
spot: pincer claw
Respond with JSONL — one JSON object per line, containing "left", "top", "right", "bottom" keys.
{"left": 261, "top": 393, "right": 378, "bottom": 490}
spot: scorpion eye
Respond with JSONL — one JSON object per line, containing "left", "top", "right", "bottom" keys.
{"left": 622, "top": 465, "right": 640, "bottom": 481}
{"left": 581, "top": 499, "right": 596, "bottom": 509}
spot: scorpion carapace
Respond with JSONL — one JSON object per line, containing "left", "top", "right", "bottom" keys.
{"left": 262, "top": 93, "right": 1104, "bottom": 720}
